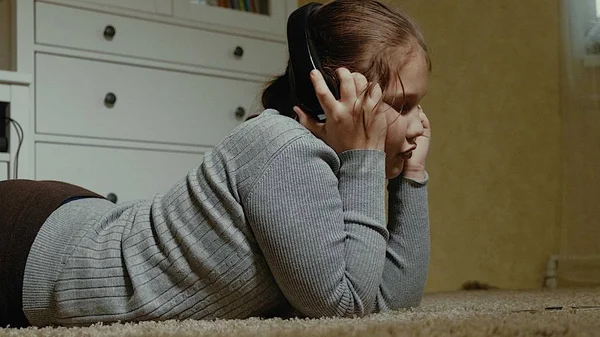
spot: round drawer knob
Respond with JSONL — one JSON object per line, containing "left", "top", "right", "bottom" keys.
{"left": 235, "top": 106, "right": 246, "bottom": 119}
{"left": 104, "top": 25, "right": 116, "bottom": 40}
{"left": 233, "top": 46, "right": 244, "bottom": 58}
{"left": 104, "top": 93, "right": 117, "bottom": 107}
{"left": 106, "top": 193, "right": 118, "bottom": 203}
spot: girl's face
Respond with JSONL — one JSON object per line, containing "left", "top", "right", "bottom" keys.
{"left": 382, "top": 50, "right": 429, "bottom": 179}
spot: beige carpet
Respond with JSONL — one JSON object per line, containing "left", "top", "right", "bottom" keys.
{"left": 1, "top": 287, "right": 599, "bottom": 337}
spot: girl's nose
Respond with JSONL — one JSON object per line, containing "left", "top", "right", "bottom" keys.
{"left": 406, "top": 107, "right": 424, "bottom": 141}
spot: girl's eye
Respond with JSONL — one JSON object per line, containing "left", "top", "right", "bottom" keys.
{"left": 391, "top": 104, "right": 408, "bottom": 113}
{"left": 400, "top": 104, "right": 412, "bottom": 114}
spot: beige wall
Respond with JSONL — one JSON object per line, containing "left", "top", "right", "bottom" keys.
{"left": 401, "top": 0, "right": 561, "bottom": 292}
{"left": 0, "top": 0, "right": 11, "bottom": 70}
{"left": 299, "top": 0, "right": 562, "bottom": 292}
{"left": 390, "top": 0, "right": 561, "bottom": 292}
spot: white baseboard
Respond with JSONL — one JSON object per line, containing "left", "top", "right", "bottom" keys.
{"left": 555, "top": 255, "right": 600, "bottom": 287}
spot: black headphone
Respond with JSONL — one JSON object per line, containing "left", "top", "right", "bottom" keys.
{"left": 287, "top": 2, "right": 340, "bottom": 122}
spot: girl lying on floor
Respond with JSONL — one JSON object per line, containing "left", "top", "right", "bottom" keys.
{"left": 0, "top": 0, "right": 431, "bottom": 327}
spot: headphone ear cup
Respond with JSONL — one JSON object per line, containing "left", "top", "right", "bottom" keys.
{"left": 286, "top": 64, "right": 296, "bottom": 98}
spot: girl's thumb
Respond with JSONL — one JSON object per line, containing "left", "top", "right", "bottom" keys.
{"left": 294, "top": 106, "right": 321, "bottom": 135}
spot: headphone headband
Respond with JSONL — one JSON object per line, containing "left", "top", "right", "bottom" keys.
{"left": 287, "top": 2, "right": 337, "bottom": 121}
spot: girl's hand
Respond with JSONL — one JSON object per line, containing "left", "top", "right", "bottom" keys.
{"left": 402, "top": 107, "right": 431, "bottom": 180}
{"left": 294, "top": 68, "right": 388, "bottom": 153}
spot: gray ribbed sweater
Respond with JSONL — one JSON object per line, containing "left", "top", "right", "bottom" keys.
{"left": 22, "top": 109, "right": 430, "bottom": 327}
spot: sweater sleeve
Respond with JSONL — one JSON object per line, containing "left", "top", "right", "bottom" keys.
{"left": 374, "top": 173, "right": 430, "bottom": 311}
{"left": 244, "top": 136, "right": 392, "bottom": 318}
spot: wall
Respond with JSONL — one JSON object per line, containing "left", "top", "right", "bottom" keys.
{"left": 299, "top": 0, "right": 562, "bottom": 292}
{"left": 401, "top": 0, "right": 561, "bottom": 292}
{"left": 418, "top": 0, "right": 561, "bottom": 289}
{"left": 0, "top": 0, "right": 11, "bottom": 70}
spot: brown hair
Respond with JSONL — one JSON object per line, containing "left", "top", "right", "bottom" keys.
{"left": 261, "top": 0, "right": 430, "bottom": 119}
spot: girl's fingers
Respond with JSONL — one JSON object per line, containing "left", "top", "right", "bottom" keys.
{"left": 353, "top": 72, "right": 368, "bottom": 98}
{"left": 310, "top": 70, "right": 339, "bottom": 118}
{"left": 337, "top": 68, "right": 357, "bottom": 106}
{"left": 418, "top": 109, "right": 431, "bottom": 138}
{"left": 352, "top": 73, "right": 368, "bottom": 115}
{"left": 363, "top": 83, "right": 382, "bottom": 126}
{"left": 419, "top": 109, "right": 431, "bottom": 129}
{"left": 369, "top": 82, "right": 383, "bottom": 102}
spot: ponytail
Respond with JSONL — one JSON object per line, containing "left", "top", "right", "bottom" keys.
{"left": 260, "top": 65, "right": 296, "bottom": 119}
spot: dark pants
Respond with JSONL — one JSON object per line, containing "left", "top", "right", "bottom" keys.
{"left": 0, "top": 180, "right": 104, "bottom": 328}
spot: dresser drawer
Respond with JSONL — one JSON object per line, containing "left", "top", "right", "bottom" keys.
{"left": 35, "top": 2, "right": 287, "bottom": 77}
{"left": 36, "top": 53, "right": 260, "bottom": 147}
{"left": 70, "top": 0, "right": 172, "bottom": 15}
{"left": 35, "top": 142, "right": 204, "bottom": 203}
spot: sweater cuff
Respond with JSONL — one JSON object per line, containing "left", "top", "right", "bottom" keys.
{"left": 403, "top": 170, "right": 429, "bottom": 185}
{"left": 337, "top": 149, "right": 387, "bottom": 228}
{"left": 388, "top": 170, "right": 429, "bottom": 191}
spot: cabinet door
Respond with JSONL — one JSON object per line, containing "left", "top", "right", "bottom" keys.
{"left": 172, "top": 0, "right": 286, "bottom": 36}
{"left": 72, "top": 0, "right": 173, "bottom": 15}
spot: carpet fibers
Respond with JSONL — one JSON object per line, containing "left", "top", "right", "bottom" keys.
{"left": 1, "top": 287, "right": 599, "bottom": 336}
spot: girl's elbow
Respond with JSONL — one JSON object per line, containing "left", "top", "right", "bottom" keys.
{"left": 394, "top": 291, "right": 425, "bottom": 310}
{"left": 299, "top": 293, "right": 375, "bottom": 319}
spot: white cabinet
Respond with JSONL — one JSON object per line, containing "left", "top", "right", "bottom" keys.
{"left": 10, "top": 0, "right": 294, "bottom": 201}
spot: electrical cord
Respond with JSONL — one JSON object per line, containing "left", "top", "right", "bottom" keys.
{"left": 4, "top": 117, "right": 23, "bottom": 179}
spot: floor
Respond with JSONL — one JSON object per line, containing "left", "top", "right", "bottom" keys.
{"left": 1, "top": 287, "right": 599, "bottom": 337}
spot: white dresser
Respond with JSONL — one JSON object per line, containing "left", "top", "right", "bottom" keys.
{"left": 10, "top": 0, "right": 295, "bottom": 203}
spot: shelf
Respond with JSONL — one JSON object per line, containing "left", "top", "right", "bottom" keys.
{"left": 0, "top": 153, "right": 9, "bottom": 162}
{"left": 0, "top": 71, "right": 33, "bottom": 85}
